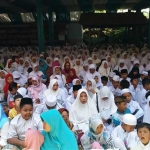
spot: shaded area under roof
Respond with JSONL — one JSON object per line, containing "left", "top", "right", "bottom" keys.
{"left": 79, "top": 12, "right": 148, "bottom": 28}
{"left": 0, "top": 0, "right": 149, "bottom": 13}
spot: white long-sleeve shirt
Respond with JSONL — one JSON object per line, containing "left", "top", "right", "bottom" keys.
{"left": 127, "top": 100, "right": 144, "bottom": 119}
{"left": 0, "top": 121, "right": 9, "bottom": 147}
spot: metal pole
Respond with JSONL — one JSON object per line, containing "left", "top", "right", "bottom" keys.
{"left": 36, "top": 0, "right": 45, "bottom": 53}
{"left": 48, "top": 7, "right": 54, "bottom": 46}
{"left": 148, "top": 8, "right": 150, "bottom": 48}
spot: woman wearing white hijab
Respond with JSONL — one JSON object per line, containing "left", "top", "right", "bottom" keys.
{"left": 50, "top": 66, "right": 66, "bottom": 84}
{"left": 143, "top": 96, "right": 150, "bottom": 124}
{"left": 85, "top": 79, "right": 99, "bottom": 100}
{"left": 73, "top": 59, "right": 83, "bottom": 75}
{"left": 4, "top": 59, "right": 13, "bottom": 73}
{"left": 69, "top": 89, "right": 98, "bottom": 132}
{"left": 96, "top": 86, "right": 117, "bottom": 121}
{"left": 92, "top": 53, "right": 101, "bottom": 66}
{"left": 23, "top": 59, "right": 31, "bottom": 78}
{"left": 12, "top": 71, "right": 27, "bottom": 87}
{"left": 98, "top": 60, "right": 112, "bottom": 77}
{"left": 84, "top": 64, "right": 101, "bottom": 83}
{"left": 62, "top": 56, "right": 73, "bottom": 69}
{"left": 44, "top": 79, "right": 66, "bottom": 107}
{"left": 114, "top": 59, "right": 128, "bottom": 73}
{"left": 45, "top": 57, "right": 52, "bottom": 67}
{"left": 29, "top": 63, "right": 43, "bottom": 78}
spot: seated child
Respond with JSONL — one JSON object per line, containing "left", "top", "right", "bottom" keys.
{"left": 121, "top": 88, "right": 144, "bottom": 121}
{"left": 130, "top": 123, "right": 150, "bottom": 150}
{"left": 58, "top": 108, "right": 74, "bottom": 130}
{"left": 9, "top": 95, "right": 23, "bottom": 120}
{"left": 0, "top": 101, "right": 9, "bottom": 117}
{"left": 112, "top": 114, "right": 138, "bottom": 150}
{"left": 120, "top": 79, "right": 130, "bottom": 90}
{"left": 7, "top": 98, "right": 43, "bottom": 149}
{"left": 94, "top": 75, "right": 102, "bottom": 90}
{"left": 120, "top": 69, "right": 130, "bottom": 82}
{"left": 23, "top": 130, "right": 44, "bottom": 150}
{"left": 101, "top": 76, "right": 108, "bottom": 87}
{"left": 109, "top": 75, "right": 122, "bottom": 96}
{"left": 66, "top": 85, "right": 82, "bottom": 111}
{"left": 35, "top": 95, "right": 62, "bottom": 114}
{"left": 143, "top": 94, "right": 150, "bottom": 124}
{"left": 112, "top": 96, "right": 131, "bottom": 127}
{"left": 40, "top": 109, "right": 78, "bottom": 150}
{"left": 7, "top": 82, "right": 17, "bottom": 108}
{"left": 3, "top": 73, "right": 13, "bottom": 100}
{"left": 81, "top": 114, "right": 112, "bottom": 150}
{"left": 108, "top": 72, "right": 115, "bottom": 86}
{"left": 0, "top": 104, "right": 9, "bottom": 149}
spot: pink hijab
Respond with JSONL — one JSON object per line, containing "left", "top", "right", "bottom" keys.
{"left": 28, "top": 76, "right": 45, "bottom": 99}
{"left": 91, "top": 141, "right": 102, "bottom": 149}
{"left": 24, "top": 130, "right": 44, "bottom": 150}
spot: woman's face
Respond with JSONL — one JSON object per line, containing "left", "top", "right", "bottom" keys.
{"left": 19, "top": 59, "right": 24, "bottom": 65}
{"left": 7, "top": 76, "right": 13, "bottom": 84}
{"left": 43, "top": 121, "right": 50, "bottom": 132}
{"left": 0, "top": 72, "right": 5, "bottom": 79}
{"left": 8, "top": 60, "right": 12, "bottom": 68}
{"left": 32, "top": 58, "right": 36, "bottom": 63}
{"left": 25, "top": 61, "right": 29, "bottom": 68}
{"left": 94, "top": 55, "right": 97, "bottom": 60}
{"left": 39, "top": 61, "right": 43, "bottom": 66}
{"left": 34, "top": 66, "right": 38, "bottom": 72}
{"left": 65, "top": 63, "right": 70, "bottom": 70}
{"left": 76, "top": 80, "right": 81, "bottom": 85}
{"left": 104, "top": 62, "right": 108, "bottom": 69}
{"left": 46, "top": 59, "right": 50, "bottom": 64}
{"left": 69, "top": 71, "right": 74, "bottom": 77}
{"left": 94, "top": 76, "right": 99, "bottom": 83}
{"left": 52, "top": 82, "right": 59, "bottom": 91}
{"left": 80, "top": 92, "right": 88, "bottom": 104}
{"left": 87, "top": 81, "right": 92, "bottom": 88}
{"left": 55, "top": 67, "right": 60, "bottom": 75}
{"left": 88, "top": 60, "right": 92, "bottom": 64}
{"left": 65, "top": 58, "right": 69, "bottom": 63}
{"left": 95, "top": 124, "right": 103, "bottom": 135}
{"left": 61, "top": 111, "right": 69, "bottom": 123}
{"left": 32, "top": 80, "right": 38, "bottom": 86}
{"left": 119, "top": 63, "right": 124, "bottom": 68}
{"left": 138, "top": 127, "right": 150, "bottom": 145}
{"left": 20, "top": 104, "right": 33, "bottom": 120}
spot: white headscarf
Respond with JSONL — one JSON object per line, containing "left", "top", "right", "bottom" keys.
{"left": 98, "top": 60, "right": 111, "bottom": 77}
{"left": 98, "top": 86, "right": 117, "bottom": 119}
{"left": 69, "top": 89, "right": 98, "bottom": 125}
{"left": 17, "top": 87, "right": 28, "bottom": 97}
{"left": 143, "top": 96, "right": 150, "bottom": 124}
{"left": 44, "top": 79, "right": 60, "bottom": 97}
{"left": 12, "top": 71, "right": 27, "bottom": 86}
{"left": 85, "top": 79, "right": 99, "bottom": 98}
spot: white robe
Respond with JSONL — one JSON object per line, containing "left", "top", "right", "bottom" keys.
{"left": 109, "top": 86, "right": 122, "bottom": 97}
{"left": 8, "top": 113, "right": 43, "bottom": 140}
{"left": 130, "top": 140, "right": 150, "bottom": 150}
{"left": 35, "top": 102, "right": 63, "bottom": 114}
{"left": 69, "top": 89, "right": 98, "bottom": 133}
{"left": 112, "top": 125, "right": 138, "bottom": 150}
{"left": 127, "top": 100, "right": 144, "bottom": 119}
